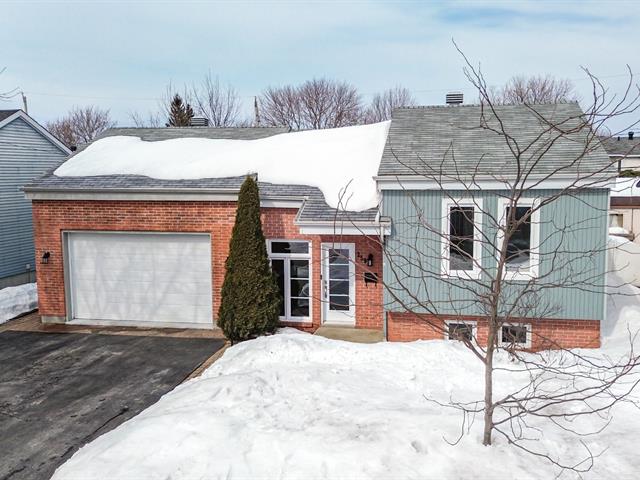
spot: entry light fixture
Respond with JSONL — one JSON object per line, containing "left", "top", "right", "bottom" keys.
{"left": 356, "top": 252, "right": 374, "bottom": 267}
{"left": 41, "top": 251, "right": 50, "bottom": 264}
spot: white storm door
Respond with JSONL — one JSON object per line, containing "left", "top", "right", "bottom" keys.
{"left": 67, "top": 232, "right": 213, "bottom": 328}
{"left": 321, "top": 243, "right": 356, "bottom": 325}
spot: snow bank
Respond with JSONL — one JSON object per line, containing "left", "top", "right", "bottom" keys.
{"left": 0, "top": 283, "right": 37, "bottom": 324}
{"left": 54, "top": 122, "right": 391, "bottom": 211}
{"left": 608, "top": 235, "right": 640, "bottom": 287}
{"left": 53, "top": 284, "right": 640, "bottom": 480}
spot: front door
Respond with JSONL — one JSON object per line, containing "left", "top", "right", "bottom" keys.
{"left": 321, "top": 243, "right": 356, "bottom": 325}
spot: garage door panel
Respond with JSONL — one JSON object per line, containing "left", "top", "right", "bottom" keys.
{"left": 68, "top": 233, "right": 213, "bottom": 326}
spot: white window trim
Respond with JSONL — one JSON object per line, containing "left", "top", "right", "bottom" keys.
{"left": 496, "top": 198, "right": 540, "bottom": 281}
{"left": 444, "top": 320, "right": 478, "bottom": 342}
{"left": 499, "top": 322, "right": 532, "bottom": 349}
{"left": 267, "top": 239, "right": 312, "bottom": 323}
{"left": 441, "top": 198, "right": 483, "bottom": 279}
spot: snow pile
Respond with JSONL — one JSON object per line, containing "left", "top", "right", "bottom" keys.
{"left": 608, "top": 235, "right": 640, "bottom": 287}
{"left": 53, "top": 280, "right": 640, "bottom": 480}
{"left": 54, "top": 122, "right": 391, "bottom": 211}
{"left": 0, "top": 283, "right": 37, "bottom": 324}
{"left": 611, "top": 177, "right": 640, "bottom": 197}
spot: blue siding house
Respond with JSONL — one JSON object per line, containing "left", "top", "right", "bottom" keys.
{"left": 0, "top": 110, "right": 70, "bottom": 288}
{"left": 376, "top": 103, "right": 612, "bottom": 349}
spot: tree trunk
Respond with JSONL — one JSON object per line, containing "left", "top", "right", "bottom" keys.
{"left": 483, "top": 324, "right": 495, "bottom": 446}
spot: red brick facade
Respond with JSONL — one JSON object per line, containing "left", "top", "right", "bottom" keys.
{"left": 31, "top": 200, "right": 384, "bottom": 331}
{"left": 387, "top": 312, "right": 600, "bottom": 350}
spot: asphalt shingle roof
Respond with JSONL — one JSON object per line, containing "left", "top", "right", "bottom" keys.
{"left": 378, "top": 103, "right": 612, "bottom": 178}
{"left": 599, "top": 135, "right": 640, "bottom": 157}
{"left": 0, "top": 109, "right": 19, "bottom": 123}
{"left": 26, "top": 126, "right": 377, "bottom": 223}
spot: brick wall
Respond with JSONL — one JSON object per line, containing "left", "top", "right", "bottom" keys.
{"left": 387, "top": 312, "right": 600, "bottom": 350}
{"left": 31, "top": 200, "right": 384, "bottom": 331}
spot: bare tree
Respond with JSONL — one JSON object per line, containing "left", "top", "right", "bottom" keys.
{"left": 191, "top": 73, "right": 240, "bottom": 127}
{"left": 260, "top": 78, "right": 363, "bottom": 130}
{"left": 47, "top": 106, "right": 116, "bottom": 147}
{"left": 333, "top": 56, "right": 640, "bottom": 473}
{"left": 364, "top": 86, "right": 416, "bottom": 123}
{"left": 489, "top": 74, "right": 578, "bottom": 105}
{"left": 128, "top": 110, "right": 163, "bottom": 128}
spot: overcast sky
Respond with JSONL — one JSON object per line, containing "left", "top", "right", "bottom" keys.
{"left": 1, "top": 0, "right": 638, "bottom": 132}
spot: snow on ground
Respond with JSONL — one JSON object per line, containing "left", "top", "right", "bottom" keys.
{"left": 52, "top": 275, "right": 640, "bottom": 480}
{"left": 54, "top": 122, "right": 391, "bottom": 211}
{"left": 0, "top": 283, "right": 37, "bottom": 324}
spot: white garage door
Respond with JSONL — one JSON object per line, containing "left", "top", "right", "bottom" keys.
{"left": 67, "top": 232, "right": 213, "bottom": 328}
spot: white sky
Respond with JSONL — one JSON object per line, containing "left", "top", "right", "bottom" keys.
{"left": 1, "top": 0, "right": 638, "bottom": 133}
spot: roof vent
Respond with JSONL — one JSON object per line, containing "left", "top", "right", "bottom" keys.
{"left": 189, "top": 117, "right": 209, "bottom": 127}
{"left": 445, "top": 92, "right": 463, "bottom": 105}
{"left": 629, "top": 131, "right": 635, "bottom": 140}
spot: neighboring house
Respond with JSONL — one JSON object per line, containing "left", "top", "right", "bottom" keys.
{"left": 25, "top": 103, "right": 611, "bottom": 350}
{"left": 377, "top": 104, "right": 611, "bottom": 349}
{"left": 602, "top": 132, "right": 640, "bottom": 242}
{"left": 24, "top": 127, "right": 387, "bottom": 333}
{"left": 0, "top": 110, "right": 70, "bottom": 289}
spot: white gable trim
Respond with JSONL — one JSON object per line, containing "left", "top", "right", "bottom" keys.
{"left": 375, "top": 175, "right": 614, "bottom": 191}
{"left": 0, "top": 110, "right": 71, "bottom": 155}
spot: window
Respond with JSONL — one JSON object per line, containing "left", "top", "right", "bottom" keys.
{"left": 445, "top": 320, "right": 476, "bottom": 342}
{"left": 609, "top": 212, "right": 623, "bottom": 229}
{"left": 499, "top": 324, "right": 531, "bottom": 349}
{"left": 498, "top": 199, "right": 539, "bottom": 280}
{"left": 442, "top": 199, "right": 483, "bottom": 278}
{"left": 268, "top": 240, "right": 311, "bottom": 321}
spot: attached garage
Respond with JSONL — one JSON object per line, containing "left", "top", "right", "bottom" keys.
{"left": 65, "top": 232, "right": 213, "bottom": 328}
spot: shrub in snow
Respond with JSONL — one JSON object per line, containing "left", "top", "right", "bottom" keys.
{"left": 218, "top": 176, "right": 280, "bottom": 342}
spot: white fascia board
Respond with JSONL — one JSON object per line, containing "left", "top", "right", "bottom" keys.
{"left": 0, "top": 110, "right": 71, "bottom": 155}
{"left": 374, "top": 175, "right": 614, "bottom": 191}
{"left": 297, "top": 222, "right": 390, "bottom": 236}
{"left": 24, "top": 188, "right": 304, "bottom": 208}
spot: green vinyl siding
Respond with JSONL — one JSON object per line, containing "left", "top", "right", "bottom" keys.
{"left": 382, "top": 188, "right": 608, "bottom": 321}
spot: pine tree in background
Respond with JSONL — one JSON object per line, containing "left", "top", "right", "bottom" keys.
{"left": 166, "top": 94, "right": 194, "bottom": 127}
{"left": 218, "top": 176, "right": 281, "bottom": 342}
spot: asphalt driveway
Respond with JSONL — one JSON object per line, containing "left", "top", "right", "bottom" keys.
{"left": 0, "top": 331, "right": 225, "bottom": 480}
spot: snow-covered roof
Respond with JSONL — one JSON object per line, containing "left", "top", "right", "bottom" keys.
{"left": 611, "top": 177, "right": 640, "bottom": 197}
{"left": 50, "top": 122, "right": 391, "bottom": 211}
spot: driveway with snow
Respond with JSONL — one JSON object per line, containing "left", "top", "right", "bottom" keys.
{"left": 0, "top": 331, "right": 224, "bottom": 480}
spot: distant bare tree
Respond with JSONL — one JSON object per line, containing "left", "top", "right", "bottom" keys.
{"left": 260, "top": 78, "right": 363, "bottom": 130}
{"left": 47, "top": 106, "right": 116, "bottom": 147}
{"left": 128, "top": 110, "right": 163, "bottom": 128}
{"left": 364, "top": 86, "right": 416, "bottom": 123}
{"left": 191, "top": 73, "right": 240, "bottom": 127}
{"left": 489, "top": 75, "right": 578, "bottom": 105}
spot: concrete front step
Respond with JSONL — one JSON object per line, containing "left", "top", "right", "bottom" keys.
{"left": 314, "top": 325, "right": 384, "bottom": 343}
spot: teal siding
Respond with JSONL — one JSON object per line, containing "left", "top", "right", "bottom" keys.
{"left": 382, "top": 188, "right": 608, "bottom": 321}
{"left": 0, "top": 117, "right": 68, "bottom": 280}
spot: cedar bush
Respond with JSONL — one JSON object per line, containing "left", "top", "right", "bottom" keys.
{"left": 217, "top": 175, "right": 281, "bottom": 342}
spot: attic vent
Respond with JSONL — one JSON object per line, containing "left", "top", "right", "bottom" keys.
{"left": 445, "top": 92, "right": 464, "bottom": 105}
{"left": 189, "top": 117, "right": 209, "bottom": 127}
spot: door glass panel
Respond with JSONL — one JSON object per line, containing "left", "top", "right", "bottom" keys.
{"left": 271, "top": 259, "right": 286, "bottom": 317}
{"left": 329, "top": 295, "right": 349, "bottom": 310}
{"left": 329, "top": 248, "right": 349, "bottom": 264}
{"left": 329, "top": 280, "right": 349, "bottom": 295}
{"left": 290, "top": 298, "right": 309, "bottom": 317}
{"left": 290, "top": 260, "right": 309, "bottom": 278}
{"left": 290, "top": 279, "right": 310, "bottom": 297}
{"left": 270, "top": 241, "right": 309, "bottom": 254}
{"left": 329, "top": 264, "right": 349, "bottom": 280}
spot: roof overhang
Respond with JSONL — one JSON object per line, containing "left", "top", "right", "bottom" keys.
{"left": 374, "top": 175, "right": 615, "bottom": 191}
{"left": 23, "top": 187, "right": 304, "bottom": 208}
{"left": 295, "top": 218, "right": 391, "bottom": 236}
{"left": 0, "top": 110, "right": 71, "bottom": 155}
